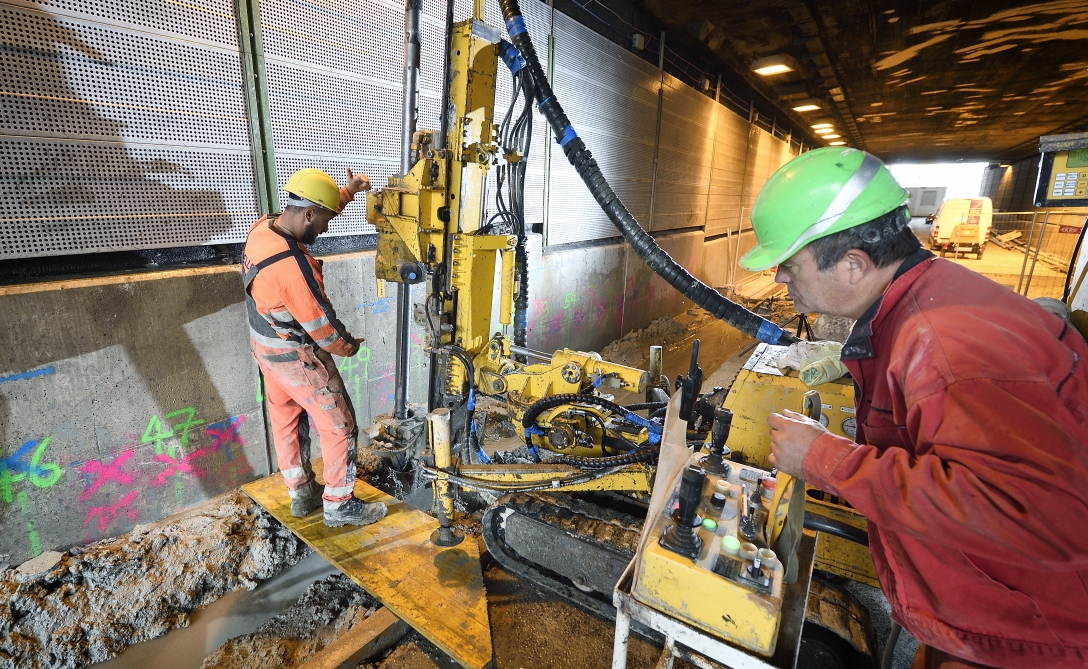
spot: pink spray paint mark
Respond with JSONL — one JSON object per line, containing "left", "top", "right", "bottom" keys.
{"left": 77, "top": 450, "right": 136, "bottom": 503}
{"left": 84, "top": 489, "right": 139, "bottom": 531}
{"left": 151, "top": 446, "right": 212, "bottom": 486}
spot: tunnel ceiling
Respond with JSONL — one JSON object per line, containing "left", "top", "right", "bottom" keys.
{"left": 639, "top": 0, "right": 1088, "bottom": 163}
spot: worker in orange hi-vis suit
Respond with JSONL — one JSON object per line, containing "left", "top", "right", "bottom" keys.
{"left": 242, "top": 167, "right": 387, "bottom": 528}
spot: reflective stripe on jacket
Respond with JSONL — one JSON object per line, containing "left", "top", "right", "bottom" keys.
{"left": 242, "top": 192, "right": 358, "bottom": 358}
{"left": 803, "top": 249, "right": 1088, "bottom": 668}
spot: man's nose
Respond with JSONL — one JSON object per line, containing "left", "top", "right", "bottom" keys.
{"left": 773, "top": 266, "right": 790, "bottom": 284}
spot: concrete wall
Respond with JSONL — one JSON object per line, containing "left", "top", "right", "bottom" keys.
{"left": 0, "top": 253, "right": 428, "bottom": 565}
{"left": 980, "top": 157, "right": 1039, "bottom": 211}
{"left": 0, "top": 227, "right": 742, "bottom": 563}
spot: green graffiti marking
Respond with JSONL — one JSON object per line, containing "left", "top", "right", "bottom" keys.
{"left": 16, "top": 490, "right": 42, "bottom": 557}
{"left": 0, "top": 437, "right": 63, "bottom": 504}
{"left": 563, "top": 291, "right": 577, "bottom": 309}
{"left": 142, "top": 408, "right": 204, "bottom": 457}
{"left": 337, "top": 346, "right": 372, "bottom": 404}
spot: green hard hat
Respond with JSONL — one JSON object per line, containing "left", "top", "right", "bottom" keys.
{"left": 739, "top": 147, "right": 908, "bottom": 272}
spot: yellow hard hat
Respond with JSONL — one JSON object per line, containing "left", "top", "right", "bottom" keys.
{"left": 283, "top": 168, "right": 341, "bottom": 213}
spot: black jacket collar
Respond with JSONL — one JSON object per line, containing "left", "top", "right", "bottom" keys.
{"left": 840, "top": 248, "right": 935, "bottom": 361}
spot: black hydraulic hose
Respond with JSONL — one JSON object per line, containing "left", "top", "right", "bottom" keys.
{"left": 513, "top": 236, "right": 529, "bottom": 353}
{"left": 622, "top": 401, "right": 668, "bottom": 412}
{"left": 497, "top": 0, "right": 799, "bottom": 346}
{"left": 803, "top": 511, "right": 869, "bottom": 546}
{"left": 551, "top": 446, "right": 658, "bottom": 468}
{"left": 521, "top": 392, "right": 629, "bottom": 448}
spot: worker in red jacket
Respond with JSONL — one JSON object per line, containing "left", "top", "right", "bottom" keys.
{"left": 243, "top": 168, "right": 387, "bottom": 528}
{"left": 741, "top": 148, "right": 1088, "bottom": 669}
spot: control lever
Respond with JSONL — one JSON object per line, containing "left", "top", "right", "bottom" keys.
{"left": 767, "top": 389, "right": 820, "bottom": 583}
{"left": 676, "top": 339, "right": 704, "bottom": 426}
{"left": 660, "top": 465, "right": 706, "bottom": 559}
{"left": 739, "top": 484, "right": 757, "bottom": 542}
{"left": 702, "top": 407, "right": 732, "bottom": 475}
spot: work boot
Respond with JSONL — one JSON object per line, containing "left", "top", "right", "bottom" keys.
{"left": 324, "top": 496, "right": 388, "bottom": 528}
{"left": 289, "top": 479, "right": 323, "bottom": 517}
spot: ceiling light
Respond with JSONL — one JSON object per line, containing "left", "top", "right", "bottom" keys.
{"left": 815, "top": 127, "right": 835, "bottom": 135}
{"left": 811, "top": 123, "right": 832, "bottom": 129}
{"left": 823, "top": 134, "right": 841, "bottom": 139}
{"left": 752, "top": 54, "right": 796, "bottom": 76}
{"left": 829, "top": 141, "right": 846, "bottom": 146}
{"left": 792, "top": 99, "right": 821, "bottom": 112}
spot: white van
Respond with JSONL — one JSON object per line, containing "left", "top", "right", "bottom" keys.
{"left": 929, "top": 197, "right": 993, "bottom": 259}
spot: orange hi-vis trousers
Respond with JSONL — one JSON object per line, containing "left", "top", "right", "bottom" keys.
{"left": 252, "top": 339, "right": 357, "bottom": 503}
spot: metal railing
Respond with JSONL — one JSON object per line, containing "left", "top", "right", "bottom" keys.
{"left": 989, "top": 210, "right": 1087, "bottom": 299}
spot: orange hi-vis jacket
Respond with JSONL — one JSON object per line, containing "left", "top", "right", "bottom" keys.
{"left": 242, "top": 192, "right": 359, "bottom": 358}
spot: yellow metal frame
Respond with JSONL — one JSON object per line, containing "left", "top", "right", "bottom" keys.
{"left": 718, "top": 350, "right": 878, "bottom": 587}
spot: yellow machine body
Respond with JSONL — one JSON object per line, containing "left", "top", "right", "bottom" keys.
{"left": 633, "top": 458, "right": 785, "bottom": 656}
{"left": 720, "top": 343, "right": 878, "bottom": 587}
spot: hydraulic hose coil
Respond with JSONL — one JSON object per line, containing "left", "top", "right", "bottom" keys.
{"left": 498, "top": 0, "right": 799, "bottom": 346}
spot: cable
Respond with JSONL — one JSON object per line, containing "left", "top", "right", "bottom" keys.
{"left": 421, "top": 463, "right": 634, "bottom": 492}
{"left": 881, "top": 623, "right": 903, "bottom": 669}
{"left": 550, "top": 445, "right": 658, "bottom": 468}
{"left": 496, "top": 0, "right": 799, "bottom": 347}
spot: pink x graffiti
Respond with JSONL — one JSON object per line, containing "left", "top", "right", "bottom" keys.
{"left": 152, "top": 446, "right": 211, "bottom": 486}
{"left": 84, "top": 489, "right": 139, "bottom": 531}
{"left": 205, "top": 415, "right": 246, "bottom": 458}
{"left": 78, "top": 450, "right": 136, "bottom": 503}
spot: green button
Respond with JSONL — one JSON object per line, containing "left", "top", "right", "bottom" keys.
{"left": 702, "top": 518, "right": 717, "bottom": 531}
{"left": 721, "top": 536, "right": 741, "bottom": 554}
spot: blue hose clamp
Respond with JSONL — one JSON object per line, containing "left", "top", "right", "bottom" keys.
{"left": 506, "top": 15, "right": 528, "bottom": 37}
{"left": 559, "top": 126, "right": 578, "bottom": 148}
{"left": 756, "top": 319, "right": 785, "bottom": 344}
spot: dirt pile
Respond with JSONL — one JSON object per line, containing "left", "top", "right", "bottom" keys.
{"left": 201, "top": 574, "right": 378, "bottom": 669}
{"left": 599, "top": 314, "right": 692, "bottom": 367}
{"left": 363, "top": 642, "right": 440, "bottom": 669}
{"left": 0, "top": 491, "right": 308, "bottom": 669}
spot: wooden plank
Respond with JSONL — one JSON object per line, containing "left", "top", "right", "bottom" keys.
{"left": 298, "top": 606, "right": 409, "bottom": 669}
{"left": 243, "top": 459, "right": 493, "bottom": 669}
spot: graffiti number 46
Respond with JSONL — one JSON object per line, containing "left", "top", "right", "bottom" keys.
{"left": 0, "top": 438, "right": 63, "bottom": 503}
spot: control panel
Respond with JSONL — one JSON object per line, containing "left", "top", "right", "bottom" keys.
{"left": 1034, "top": 138, "right": 1088, "bottom": 208}
{"left": 632, "top": 451, "right": 789, "bottom": 656}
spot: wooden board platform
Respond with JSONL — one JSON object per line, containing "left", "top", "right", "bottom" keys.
{"left": 243, "top": 460, "right": 493, "bottom": 669}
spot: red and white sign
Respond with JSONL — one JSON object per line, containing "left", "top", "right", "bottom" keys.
{"left": 1058, "top": 225, "right": 1083, "bottom": 234}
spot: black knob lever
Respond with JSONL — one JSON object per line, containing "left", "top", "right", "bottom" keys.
{"left": 660, "top": 465, "right": 706, "bottom": 559}
{"left": 703, "top": 407, "right": 732, "bottom": 475}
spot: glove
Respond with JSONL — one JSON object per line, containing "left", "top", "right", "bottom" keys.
{"left": 799, "top": 356, "right": 849, "bottom": 386}
{"left": 776, "top": 341, "right": 848, "bottom": 386}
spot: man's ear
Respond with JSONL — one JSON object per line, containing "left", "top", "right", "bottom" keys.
{"left": 841, "top": 248, "right": 874, "bottom": 285}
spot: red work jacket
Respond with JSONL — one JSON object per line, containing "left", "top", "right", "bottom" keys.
{"left": 803, "top": 249, "right": 1088, "bottom": 668}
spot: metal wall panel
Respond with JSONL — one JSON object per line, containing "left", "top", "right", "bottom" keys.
{"left": 705, "top": 110, "right": 750, "bottom": 237}
{"left": 0, "top": 0, "right": 258, "bottom": 259}
{"left": 546, "top": 10, "right": 659, "bottom": 246}
{"left": 259, "top": 0, "right": 411, "bottom": 237}
{"left": 651, "top": 73, "right": 715, "bottom": 232}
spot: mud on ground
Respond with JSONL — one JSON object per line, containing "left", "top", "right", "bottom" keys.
{"left": 200, "top": 574, "right": 378, "bottom": 669}
{"left": 0, "top": 491, "right": 309, "bottom": 669}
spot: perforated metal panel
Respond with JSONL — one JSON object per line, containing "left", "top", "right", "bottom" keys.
{"left": 546, "top": 9, "right": 658, "bottom": 246}
{"left": 651, "top": 73, "right": 714, "bottom": 232}
{"left": 705, "top": 111, "right": 750, "bottom": 237}
{"left": 0, "top": 0, "right": 257, "bottom": 259}
{"left": 260, "top": 0, "right": 411, "bottom": 236}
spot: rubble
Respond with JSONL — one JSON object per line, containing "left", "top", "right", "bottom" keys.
{"left": 0, "top": 491, "right": 308, "bottom": 669}
{"left": 200, "top": 574, "right": 378, "bottom": 669}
